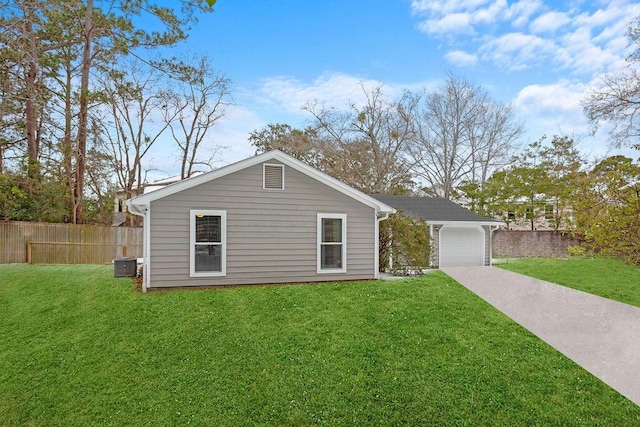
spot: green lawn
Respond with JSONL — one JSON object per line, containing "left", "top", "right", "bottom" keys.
{"left": 498, "top": 257, "right": 640, "bottom": 308}
{"left": 1, "top": 264, "right": 638, "bottom": 425}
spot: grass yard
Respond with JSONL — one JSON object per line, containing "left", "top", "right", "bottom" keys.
{"left": 498, "top": 257, "right": 640, "bottom": 308}
{"left": 1, "top": 264, "right": 639, "bottom": 426}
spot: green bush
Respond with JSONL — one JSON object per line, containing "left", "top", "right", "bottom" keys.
{"left": 0, "top": 173, "right": 70, "bottom": 222}
{"left": 379, "top": 211, "right": 431, "bottom": 274}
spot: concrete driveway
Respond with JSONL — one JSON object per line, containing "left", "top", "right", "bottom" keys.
{"left": 441, "top": 266, "right": 640, "bottom": 406}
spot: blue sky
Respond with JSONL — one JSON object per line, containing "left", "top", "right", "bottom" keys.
{"left": 145, "top": 0, "right": 640, "bottom": 179}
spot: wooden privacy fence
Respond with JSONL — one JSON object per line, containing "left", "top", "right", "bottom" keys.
{"left": 1, "top": 221, "right": 143, "bottom": 265}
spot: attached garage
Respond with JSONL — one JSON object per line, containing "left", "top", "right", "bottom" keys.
{"left": 439, "top": 225, "right": 484, "bottom": 267}
{"left": 371, "top": 195, "right": 503, "bottom": 268}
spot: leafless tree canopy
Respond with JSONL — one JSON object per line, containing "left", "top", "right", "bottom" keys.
{"left": 406, "top": 74, "right": 523, "bottom": 199}
{"left": 582, "top": 16, "right": 640, "bottom": 150}
{"left": 162, "top": 53, "right": 233, "bottom": 179}
{"left": 251, "top": 78, "right": 522, "bottom": 198}
{"left": 303, "top": 83, "right": 419, "bottom": 194}
{"left": 95, "top": 61, "right": 174, "bottom": 202}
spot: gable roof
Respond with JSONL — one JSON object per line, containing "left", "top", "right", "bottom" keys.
{"left": 127, "top": 150, "right": 395, "bottom": 214}
{"left": 371, "top": 195, "right": 502, "bottom": 225}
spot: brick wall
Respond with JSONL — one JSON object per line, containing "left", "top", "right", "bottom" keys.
{"left": 493, "top": 230, "right": 582, "bottom": 258}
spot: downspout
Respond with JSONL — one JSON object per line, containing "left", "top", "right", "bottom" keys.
{"left": 429, "top": 224, "right": 434, "bottom": 268}
{"left": 126, "top": 201, "right": 149, "bottom": 293}
{"left": 378, "top": 212, "right": 390, "bottom": 222}
{"left": 376, "top": 212, "right": 391, "bottom": 279}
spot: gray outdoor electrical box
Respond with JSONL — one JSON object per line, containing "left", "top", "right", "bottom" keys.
{"left": 114, "top": 257, "right": 137, "bottom": 277}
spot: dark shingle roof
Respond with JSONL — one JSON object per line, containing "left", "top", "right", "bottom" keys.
{"left": 371, "top": 195, "right": 501, "bottom": 223}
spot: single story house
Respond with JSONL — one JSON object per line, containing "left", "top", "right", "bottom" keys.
{"left": 126, "top": 150, "right": 395, "bottom": 291}
{"left": 371, "top": 195, "right": 503, "bottom": 267}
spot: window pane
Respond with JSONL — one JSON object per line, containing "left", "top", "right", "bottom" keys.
{"left": 525, "top": 207, "right": 533, "bottom": 220}
{"left": 194, "top": 244, "right": 222, "bottom": 272}
{"left": 545, "top": 205, "right": 554, "bottom": 219}
{"left": 322, "top": 218, "right": 342, "bottom": 243}
{"left": 196, "top": 215, "right": 221, "bottom": 242}
{"left": 321, "top": 244, "right": 342, "bottom": 269}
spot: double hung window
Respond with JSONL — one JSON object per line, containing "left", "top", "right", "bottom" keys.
{"left": 317, "top": 213, "right": 346, "bottom": 273}
{"left": 190, "top": 210, "right": 226, "bottom": 277}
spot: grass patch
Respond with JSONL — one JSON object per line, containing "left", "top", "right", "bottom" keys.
{"left": 1, "top": 264, "right": 638, "bottom": 425}
{"left": 498, "top": 257, "right": 640, "bottom": 307}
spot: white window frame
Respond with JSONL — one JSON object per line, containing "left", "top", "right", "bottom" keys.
{"left": 317, "top": 213, "right": 347, "bottom": 274}
{"left": 263, "top": 163, "right": 285, "bottom": 190}
{"left": 190, "top": 209, "right": 227, "bottom": 277}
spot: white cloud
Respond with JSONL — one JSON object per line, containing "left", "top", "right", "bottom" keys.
{"left": 513, "top": 80, "right": 592, "bottom": 142}
{"left": 575, "top": 3, "right": 636, "bottom": 30}
{"left": 411, "top": 0, "right": 639, "bottom": 79}
{"left": 557, "top": 27, "right": 624, "bottom": 75}
{"left": 445, "top": 50, "right": 479, "bottom": 67}
{"left": 411, "top": 0, "right": 492, "bottom": 16}
{"left": 418, "top": 13, "right": 474, "bottom": 35}
{"left": 514, "top": 81, "right": 585, "bottom": 113}
{"left": 473, "top": 0, "right": 508, "bottom": 26}
{"left": 509, "top": 80, "right": 625, "bottom": 158}
{"left": 256, "top": 72, "right": 416, "bottom": 115}
{"left": 412, "top": 0, "right": 509, "bottom": 35}
{"left": 505, "top": 0, "right": 544, "bottom": 28}
{"left": 480, "top": 32, "right": 557, "bottom": 71}
{"left": 530, "top": 11, "right": 571, "bottom": 34}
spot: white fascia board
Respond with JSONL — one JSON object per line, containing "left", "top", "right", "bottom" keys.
{"left": 126, "top": 150, "right": 396, "bottom": 214}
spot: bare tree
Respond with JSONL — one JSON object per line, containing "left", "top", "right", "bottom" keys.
{"left": 407, "top": 74, "right": 522, "bottom": 199}
{"left": 408, "top": 76, "right": 478, "bottom": 199}
{"left": 582, "top": 16, "right": 640, "bottom": 150}
{"left": 303, "top": 83, "right": 419, "bottom": 194}
{"left": 162, "top": 54, "right": 232, "bottom": 178}
{"left": 95, "top": 60, "right": 176, "bottom": 225}
{"left": 468, "top": 101, "right": 524, "bottom": 185}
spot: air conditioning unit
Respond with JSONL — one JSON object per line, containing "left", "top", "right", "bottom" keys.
{"left": 114, "top": 257, "right": 137, "bottom": 277}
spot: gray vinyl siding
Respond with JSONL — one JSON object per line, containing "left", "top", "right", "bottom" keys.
{"left": 148, "top": 160, "right": 376, "bottom": 288}
{"left": 483, "top": 225, "right": 491, "bottom": 266}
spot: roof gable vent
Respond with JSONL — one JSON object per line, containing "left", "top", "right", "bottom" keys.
{"left": 263, "top": 163, "right": 284, "bottom": 190}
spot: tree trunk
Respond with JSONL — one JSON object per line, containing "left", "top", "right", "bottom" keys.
{"left": 0, "top": 74, "right": 7, "bottom": 175}
{"left": 25, "top": 0, "right": 39, "bottom": 179}
{"left": 74, "top": 0, "right": 93, "bottom": 224}
{"left": 63, "top": 54, "right": 75, "bottom": 221}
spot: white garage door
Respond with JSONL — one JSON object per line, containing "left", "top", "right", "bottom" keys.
{"left": 439, "top": 226, "right": 484, "bottom": 267}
